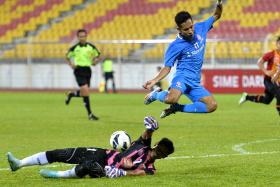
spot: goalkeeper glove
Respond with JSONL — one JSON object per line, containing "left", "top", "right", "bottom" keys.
{"left": 144, "top": 116, "right": 159, "bottom": 132}
{"left": 105, "top": 166, "right": 127, "bottom": 178}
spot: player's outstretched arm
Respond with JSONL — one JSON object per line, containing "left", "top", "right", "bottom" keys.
{"left": 105, "top": 166, "right": 147, "bottom": 178}
{"left": 126, "top": 169, "right": 146, "bottom": 176}
{"left": 213, "top": 0, "right": 223, "bottom": 22}
{"left": 143, "top": 67, "right": 171, "bottom": 90}
{"left": 141, "top": 116, "right": 159, "bottom": 140}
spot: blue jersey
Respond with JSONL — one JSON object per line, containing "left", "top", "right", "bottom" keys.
{"left": 164, "top": 16, "right": 215, "bottom": 85}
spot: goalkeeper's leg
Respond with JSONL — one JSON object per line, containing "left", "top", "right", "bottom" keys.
{"left": 7, "top": 152, "right": 48, "bottom": 171}
{"left": 7, "top": 148, "right": 87, "bottom": 171}
{"left": 40, "top": 160, "right": 106, "bottom": 178}
{"left": 40, "top": 167, "right": 78, "bottom": 178}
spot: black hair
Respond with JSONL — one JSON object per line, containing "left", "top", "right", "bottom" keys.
{"left": 156, "top": 138, "right": 174, "bottom": 157}
{"left": 277, "top": 36, "right": 280, "bottom": 42}
{"left": 175, "top": 11, "right": 192, "bottom": 27}
{"left": 77, "top": 29, "right": 87, "bottom": 36}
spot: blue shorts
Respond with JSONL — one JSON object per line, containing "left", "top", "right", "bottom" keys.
{"left": 169, "top": 76, "right": 211, "bottom": 102}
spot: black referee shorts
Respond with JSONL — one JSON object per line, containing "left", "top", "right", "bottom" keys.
{"left": 104, "top": 72, "right": 114, "bottom": 81}
{"left": 74, "top": 66, "right": 92, "bottom": 87}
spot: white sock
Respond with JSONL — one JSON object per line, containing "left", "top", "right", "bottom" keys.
{"left": 19, "top": 152, "right": 49, "bottom": 167}
{"left": 56, "top": 167, "right": 78, "bottom": 178}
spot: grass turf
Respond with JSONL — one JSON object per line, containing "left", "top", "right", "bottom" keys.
{"left": 0, "top": 92, "right": 279, "bottom": 186}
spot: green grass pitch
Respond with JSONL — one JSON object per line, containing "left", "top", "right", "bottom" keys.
{"left": 0, "top": 92, "right": 280, "bottom": 186}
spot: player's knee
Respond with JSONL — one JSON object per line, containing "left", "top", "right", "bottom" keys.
{"left": 164, "top": 95, "right": 178, "bottom": 104}
{"left": 263, "top": 98, "right": 272, "bottom": 104}
{"left": 75, "top": 161, "right": 105, "bottom": 178}
{"left": 74, "top": 164, "right": 88, "bottom": 178}
{"left": 207, "top": 101, "right": 217, "bottom": 113}
{"left": 261, "top": 98, "right": 271, "bottom": 104}
{"left": 80, "top": 87, "right": 89, "bottom": 96}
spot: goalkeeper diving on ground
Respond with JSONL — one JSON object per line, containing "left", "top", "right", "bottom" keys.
{"left": 7, "top": 116, "right": 174, "bottom": 179}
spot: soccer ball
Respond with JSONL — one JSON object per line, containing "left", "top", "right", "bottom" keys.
{"left": 110, "top": 131, "right": 131, "bottom": 151}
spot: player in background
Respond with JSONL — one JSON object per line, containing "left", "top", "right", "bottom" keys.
{"left": 239, "top": 36, "right": 280, "bottom": 116}
{"left": 102, "top": 56, "right": 117, "bottom": 93}
{"left": 143, "top": 0, "right": 223, "bottom": 118}
{"left": 7, "top": 116, "right": 174, "bottom": 179}
{"left": 65, "top": 29, "right": 101, "bottom": 120}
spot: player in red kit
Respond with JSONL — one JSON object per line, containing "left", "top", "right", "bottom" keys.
{"left": 239, "top": 36, "right": 280, "bottom": 116}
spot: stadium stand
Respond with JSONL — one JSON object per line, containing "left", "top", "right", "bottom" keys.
{"left": 1, "top": 0, "right": 212, "bottom": 59}
{"left": 1, "top": 0, "right": 279, "bottom": 60}
{"left": 0, "top": 0, "right": 83, "bottom": 43}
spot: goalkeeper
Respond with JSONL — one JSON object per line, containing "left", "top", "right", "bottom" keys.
{"left": 7, "top": 116, "right": 174, "bottom": 179}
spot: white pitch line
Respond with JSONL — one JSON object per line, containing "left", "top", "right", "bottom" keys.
{"left": 167, "top": 150, "right": 280, "bottom": 160}
{"left": 232, "top": 138, "right": 280, "bottom": 154}
{"left": 1, "top": 151, "right": 280, "bottom": 172}
{"left": 0, "top": 163, "right": 69, "bottom": 171}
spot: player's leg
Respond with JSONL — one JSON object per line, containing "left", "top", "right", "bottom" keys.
{"left": 111, "top": 73, "right": 117, "bottom": 93}
{"left": 65, "top": 90, "right": 80, "bottom": 105}
{"left": 159, "top": 89, "right": 182, "bottom": 118}
{"left": 40, "top": 160, "right": 105, "bottom": 179}
{"left": 80, "top": 74, "right": 98, "bottom": 120}
{"left": 40, "top": 148, "right": 107, "bottom": 178}
{"left": 244, "top": 92, "right": 274, "bottom": 104}
{"left": 7, "top": 148, "right": 90, "bottom": 172}
{"left": 40, "top": 166, "right": 78, "bottom": 178}
{"left": 45, "top": 148, "right": 88, "bottom": 164}
{"left": 7, "top": 151, "right": 49, "bottom": 171}
{"left": 73, "top": 148, "right": 107, "bottom": 178}
{"left": 104, "top": 73, "right": 109, "bottom": 93}
{"left": 144, "top": 76, "right": 184, "bottom": 105}
{"left": 240, "top": 79, "right": 274, "bottom": 105}
{"left": 81, "top": 84, "right": 98, "bottom": 120}
{"left": 74, "top": 160, "right": 105, "bottom": 178}
{"left": 65, "top": 68, "right": 83, "bottom": 105}
{"left": 164, "top": 88, "right": 182, "bottom": 104}
{"left": 276, "top": 95, "right": 280, "bottom": 116}
{"left": 273, "top": 84, "right": 280, "bottom": 116}
{"left": 199, "top": 95, "right": 218, "bottom": 112}
{"left": 160, "top": 86, "right": 216, "bottom": 118}
{"left": 186, "top": 86, "right": 217, "bottom": 113}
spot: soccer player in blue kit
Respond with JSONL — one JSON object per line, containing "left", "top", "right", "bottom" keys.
{"left": 143, "top": 0, "right": 223, "bottom": 118}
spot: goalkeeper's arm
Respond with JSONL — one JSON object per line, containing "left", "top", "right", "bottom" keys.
{"left": 141, "top": 116, "right": 159, "bottom": 140}
{"left": 105, "top": 166, "right": 154, "bottom": 178}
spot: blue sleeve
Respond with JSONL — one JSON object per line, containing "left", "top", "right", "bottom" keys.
{"left": 164, "top": 43, "right": 181, "bottom": 67}
{"left": 203, "top": 16, "right": 215, "bottom": 32}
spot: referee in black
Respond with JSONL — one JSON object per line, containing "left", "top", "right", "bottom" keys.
{"left": 65, "top": 29, "right": 101, "bottom": 120}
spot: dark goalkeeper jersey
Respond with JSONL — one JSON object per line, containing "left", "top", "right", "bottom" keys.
{"left": 106, "top": 136, "right": 156, "bottom": 175}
